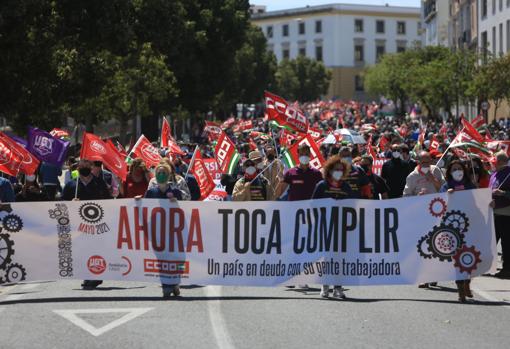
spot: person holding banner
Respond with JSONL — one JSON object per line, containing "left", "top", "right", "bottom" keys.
{"left": 440, "top": 160, "right": 476, "bottom": 302}
{"left": 140, "top": 163, "right": 184, "bottom": 297}
{"left": 147, "top": 158, "right": 191, "bottom": 201}
{"left": 381, "top": 144, "right": 412, "bottom": 199}
{"left": 260, "top": 145, "right": 284, "bottom": 197}
{"left": 62, "top": 159, "right": 112, "bottom": 290}
{"left": 120, "top": 158, "right": 151, "bottom": 198}
{"left": 490, "top": 151, "right": 510, "bottom": 279}
{"left": 232, "top": 151, "right": 273, "bottom": 201}
{"left": 312, "top": 155, "right": 353, "bottom": 299}
{"left": 360, "top": 155, "right": 389, "bottom": 200}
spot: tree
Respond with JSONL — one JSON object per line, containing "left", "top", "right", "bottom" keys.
{"left": 275, "top": 56, "right": 331, "bottom": 102}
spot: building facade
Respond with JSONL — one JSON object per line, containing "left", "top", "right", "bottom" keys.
{"left": 251, "top": 3, "right": 421, "bottom": 101}
{"left": 478, "top": 0, "right": 510, "bottom": 57}
{"left": 448, "top": 0, "right": 479, "bottom": 50}
{"left": 422, "top": 0, "right": 450, "bottom": 46}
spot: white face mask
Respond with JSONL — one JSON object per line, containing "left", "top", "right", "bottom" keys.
{"left": 245, "top": 166, "right": 256, "bottom": 176}
{"left": 331, "top": 171, "right": 343, "bottom": 181}
{"left": 256, "top": 162, "right": 265, "bottom": 170}
{"left": 420, "top": 166, "right": 430, "bottom": 174}
{"left": 299, "top": 155, "right": 310, "bottom": 165}
{"left": 452, "top": 170, "right": 464, "bottom": 182}
{"left": 392, "top": 151, "right": 401, "bottom": 159}
{"left": 25, "top": 175, "right": 36, "bottom": 182}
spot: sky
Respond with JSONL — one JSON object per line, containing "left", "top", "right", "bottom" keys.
{"left": 251, "top": 0, "right": 421, "bottom": 11}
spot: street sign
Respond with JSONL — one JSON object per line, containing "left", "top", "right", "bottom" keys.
{"left": 481, "top": 101, "right": 489, "bottom": 110}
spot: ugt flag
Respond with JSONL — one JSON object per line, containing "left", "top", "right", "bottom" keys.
{"left": 0, "top": 132, "right": 40, "bottom": 175}
{"left": 80, "top": 133, "right": 128, "bottom": 180}
{"left": 265, "top": 91, "right": 309, "bottom": 133}
{"left": 27, "top": 127, "right": 69, "bottom": 167}
{"left": 129, "top": 135, "right": 161, "bottom": 168}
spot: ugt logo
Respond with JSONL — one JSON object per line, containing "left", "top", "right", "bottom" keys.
{"left": 87, "top": 255, "right": 106, "bottom": 275}
{"left": 33, "top": 135, "right": 54, "bottom": 156}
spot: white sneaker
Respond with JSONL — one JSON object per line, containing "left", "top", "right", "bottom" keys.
{"left": 320, "top": 285, "right": 329, "bottom": 298}
{"left": 332, "top": 287, "right": 346, "bottom": 299}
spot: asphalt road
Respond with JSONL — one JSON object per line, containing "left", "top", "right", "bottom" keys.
{"left": 0, "top": 276, "right": 509, "bottom": 349}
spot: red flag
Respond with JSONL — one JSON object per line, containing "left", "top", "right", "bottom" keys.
{"left": 80, "top": 133, "right": 128, "bottom": 180}
{"left": 0, "top": 136, "right": 23, "bottom": 176}
{"left": 367, "top": 134, "right": 377, "bottom": 160}
{"left": 307, "top": 127, "right": 322, "bottom": 140}
{"left": 471, "top": 115, "right": 486, "bottom": 129}
{"left": 284, "top": 134, "right": 325, "bottom": 171}
{"left": 214, "top": 131, "right": 241, "bottom": 175}
{"left": 189, "top": 150, "right": 215, "bottom": 200}
{"left": 160, "top": 117, "right": 185, "bottom": 155}
{"left": 378, "top": 135, "right": 390, "bottom": 151}
{"left": 264, "top": 91, "right": 308, "bottom": 133}
{"left": 280, "top": 129, "right": 299, "bottom": 148}
{"left": 221, "top": 117, "right": 236, "bottom": 130}
{"left": 50, "top": 128, "right": 70, "bottom": 139}
{"left": 131, "top": 135, "right": 162, "bottom": 168}
{"left": 161, "top": 117, "right": 171, "bottom": 148}
{"left": 0, "top": 132, "right": 40, "bottom": 175}
{"left": 204, "top": 121, "right": 222, "bottom": 138}
{"left": 249, "top": 138, "right": 258, "bottom": 151}
{"left": 115, "top": 140, "right": 128, "bottom": 158}
{"left": 460, "top": 116, "right": 485, "bottom": 144}
{"left": 233, "top": 120, "right": 253, "bottom": 133}
{"left": 429, "top": 135, "right": 440, "bottom": 152}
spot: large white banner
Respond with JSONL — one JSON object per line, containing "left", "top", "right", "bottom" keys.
{"left": 0, "top": 189, "right": 497, "bottom": 286}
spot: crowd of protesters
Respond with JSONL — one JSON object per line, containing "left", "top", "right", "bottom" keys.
{"left": 1, "top": 98, "right": 510, "bottom": 302}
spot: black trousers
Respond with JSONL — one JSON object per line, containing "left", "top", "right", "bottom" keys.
{"left": 494, "top": 214, "right": 510, "bottom": 271}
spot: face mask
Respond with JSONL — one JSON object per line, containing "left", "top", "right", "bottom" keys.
{"left": 25, "top": 175, "right": 36, "bottom": 182}
{"left": 420, "top": 166, "right": 430, "bottom": 174}
{"left": 392, "top": 151, "right": 401, "bottom": 159}
{"left": 343, "top": 157, "right": 352, "bottom": 164}
{"left": 361, "top": 165, "right": 371, "bottom": 174}
{"left": 79, "top": 168, "right": 91, "bottom": 177}
{"left": 331, "top": 171, "right": 343, "bottom": 181}
{"left": 245, "top": 166, "right": 256, "bottom": 176}
{"left": 156, "top": 172, "right": 169, "bottom": 184}
{"left": 452, "top": 170, "right": 464, "bottom": 182}
{"left": 256, "top": 162, "right": 265, "bottom": 170}
{"left": 267, "top": 154, "right": 275, "bottom": 161}
{"left": 299, "top": 155, "right": 310, "bottom": 165}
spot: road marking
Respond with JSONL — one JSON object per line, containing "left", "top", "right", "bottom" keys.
{"left": 205, "top": 286, "right": 235, "bottom": 349}
{"left": 53, "top": 308, "right": 153, "bottom": 337}
{"left": 472, "top": 286, "right": 510, "bottom": 309}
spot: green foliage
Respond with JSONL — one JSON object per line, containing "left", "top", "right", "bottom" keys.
{"left": 364, "top": 46, "right": 481, "bottom": 117}
{"left": 0, "top": 0, "right": 275, "bottom": 134}
{"left": 275, "top": 56, "right": 331, "bottom": 102}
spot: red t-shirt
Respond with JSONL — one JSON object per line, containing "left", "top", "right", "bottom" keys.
{"left": 123, "top": 175, "right": 148, "bottom": 198}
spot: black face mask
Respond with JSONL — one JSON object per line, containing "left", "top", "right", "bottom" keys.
{"left": 267, "top": 154, "right": 275, "bottom": 161}
{"left": 79, "top": 167, "right": 92, "bottom": 177}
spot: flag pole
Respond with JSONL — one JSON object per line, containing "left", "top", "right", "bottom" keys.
{"left": 184, "top": 145, "right": 199, "bottom": 180}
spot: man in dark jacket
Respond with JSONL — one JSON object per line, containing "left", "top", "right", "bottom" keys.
{"left": 381, "top": 143, "right": 412, "bottom": 198}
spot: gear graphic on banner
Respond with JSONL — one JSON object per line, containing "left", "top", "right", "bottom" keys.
{"left": 426, "top": 224, "right": 465, "bottom": 262}
{"left": 2, "top": 214, "right": 23, "bottom": 233}
{"left": 0, "top": 233, "right": 14, "bottom": 269}
{"left": 453, "top": 245, "right": 482, "bottom": 274}
{"left": 428, "top": 197, "right": 447, "bottom": 217}
{"left": 416, "top": 235, "right": 433, "bottom": 259}
{"left": 442, "top": 210, "right": 469, "bottom": 233}
{"left": 79, "top": 203, "right": 104, "bottom": 224}
{"left": 5, "top": 263, "right": 26, "bottom": 283}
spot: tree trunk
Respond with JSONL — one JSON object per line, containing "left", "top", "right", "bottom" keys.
{"left": 118, "top": 116, "right": 128, "bottom": 146}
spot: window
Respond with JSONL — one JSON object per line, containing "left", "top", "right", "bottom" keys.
{"left": 493, "top": 0, "right": 496, "bottom": 14}
{"left": 266, "top": 26, "right": 273, "bottom": 38}
{"left": 500, "top": 23, "right": 504, "bottom": 55}
{"left": 376, "top": 20, "right": 385, "bottom": 33}
{"left": 299, "top": 22, "right": 305, "bottom": 35}
{"left": 482, "top": 0, "right": 488, "bottom": 17}
{"left": 397, "top": 41, "right": 406, "bottom": 53}
{"left": 507, "top": 20, "right": 510, "bottom": 52}
{"left": 354, "top": 44, "right": 364, "bottom": 62}
{"left": 417, "top": 21, "right": 422, "bottom": 36}
{"left": 282, "top": 48, "right": 290, "bottom": 59}
{"left": 355, "top": 75, "right": 364, "bottom": 92}
{"left": 376, "top": 43, "right": 386, "bottom": 61}
{"left": 355, "top": 19, "right": 364, "bottom": 32}
{"left": 397, "top": 21, "right": 406, "bottom": 35}
{"left": 315, "top": 20, "right": 322, "bottom": 33}
{"left": 282, "top": 24, "right": 289, "bottom": 37}
{"left": 493, "top": 26, "right": 496, "bottom": 54}
{"left": 299, "top": 47, "right": 306, "bottom": 56}
{"left": 481, "top": 31, "right": 488, "bottom": 62}
{"left": 500, "top": 0, "right": 503, "bottom": 11}
{"left": 508, "top": 0, "right": 510, "bottom": 8}
{"left": 315, "top": 46, "right": 323, "bottom": 61}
